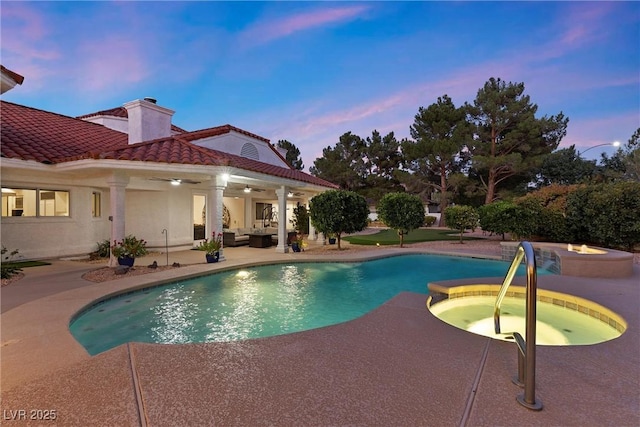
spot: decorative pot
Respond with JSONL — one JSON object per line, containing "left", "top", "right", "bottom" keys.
{"left": 291, "top": 242, "right": 301, "bottom": 252}
{"left": 117, "top": 256, "right": 135, "bottom": 267}
{"left": 329, "top": 237, "right": 336, "bottom": 245}
{"left": 206, "top": 252, "right": 220, "bottom": 263}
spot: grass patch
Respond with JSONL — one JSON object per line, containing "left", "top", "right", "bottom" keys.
{"left": 2, "top": 260, "right": 51, "bottom": 268}
{"left": 343, "top": 228, "right": 480, "bottom": 245}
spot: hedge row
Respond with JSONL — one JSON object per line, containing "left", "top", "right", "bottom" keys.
{"left": 477, "top": 182, "right": 640, "bottom": 251}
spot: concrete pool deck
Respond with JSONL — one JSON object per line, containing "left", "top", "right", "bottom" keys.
{"left": 1, "top": 244, "right": 639, "bottom": 426}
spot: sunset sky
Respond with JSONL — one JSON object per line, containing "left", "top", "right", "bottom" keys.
{"left": 2, "top": 1, "right": 638, "bottom": 168}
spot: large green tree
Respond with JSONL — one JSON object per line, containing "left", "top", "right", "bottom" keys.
{"left": 309, "top": 190, "right": 369, "bottom": 249}
{"left": 466, "top": 77, "right": 569, "bottom": 203}
{"left": 310, "top": 132, "right": 366, "bottom": 191}
{"left": 362, "top": 130, "right": 404, "bottom": 201}
{"left": 535, "top": 145, "right": 597, "bottom": 186}
{"left": 376, "top": 192, "right": 425, "bottom": 247}
{"left": 276, "top": 140, "right": 304, "bottom": 170}
{"left": 403, "top": 95, "right": 471, "bottom": 225}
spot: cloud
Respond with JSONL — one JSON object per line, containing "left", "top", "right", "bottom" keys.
{"left": 75, "top": 35, "right": 149, "bottom": 92}
{"left": 0, "top": 3, "right": 61, "bottom": 90}
{"left": 524, "top": 2, "right": 617, "bottom": 63}
{"left": 238, "top": 5, "right": 370, "bottom": 49}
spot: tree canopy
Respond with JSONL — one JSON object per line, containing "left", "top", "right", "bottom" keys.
{"left": 309, "top": 132, "right": 366, "bottom": 191}
{"left": 535, "top": 145, "right": 597, "bottom": 186}
{"left": 599, "top": 127, "right": 640, "bottom": 182}
{"left": 376, "top": 192, "right": 425, "bottom": 247}
{"left": 444, "top": 205, "right": 479, "bottom": 243}
{"left": 276, "top": 140, "right": 304, "bottom": 170}
{"left": 309, "top": 190, "right": 369, "bottom": 249}
{"left": 403, "top": 94, "right": 470, "bottom": 225}
{"left": 466, "top": 77, "right": 569, "bottom": 203}
{"left": 306, "top": 76, "right": 578, "bottom": 210}
{"left": 361, "top": 130, "right": 405, "bottom": 201}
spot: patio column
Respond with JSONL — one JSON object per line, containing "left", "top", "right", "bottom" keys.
{"left": 275, "top": 187, "right": 289, "bottom": 253}
{"left": 107, "top": 173, "right": 129, "bottom": 266}
{"left": 207, "top": 176, "right": 226, "bottom": 261}
{"left": 244, "top": 195, "right": 253, "bottom": 228}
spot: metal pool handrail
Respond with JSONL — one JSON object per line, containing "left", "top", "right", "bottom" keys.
{"left": 494, "top": 241, "right": 543, "bottom": 411}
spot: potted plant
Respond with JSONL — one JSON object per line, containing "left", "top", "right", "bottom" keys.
{"left": 111, "top": 235, "right": 148, "bottom": 266}
{"left": 197, "top": 231, "right": 222, "bottom": 263}
{"left": 291, "top": 234, "right": 305, "bottom": 252}
{"left": 328, "top": 233, "right": 337, "bottom": 245}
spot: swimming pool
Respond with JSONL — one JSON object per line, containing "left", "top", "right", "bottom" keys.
{"left": 70, "top": 254, "right": 550, "bottom": 355}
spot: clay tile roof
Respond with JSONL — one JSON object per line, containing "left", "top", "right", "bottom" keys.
{"left": 1, "top": 101, "right": 127, "bottom": 163}
{"left": 73, "top": 137, "right": 337, "bottom": 188}
{"left": 180, "top": 124, "right": 270, "bottom": 144}
{"left": 77, "top": 106, "right": 187, "bottom": 134}
{"left": 1, "top": 100, "right": 337, "bottom": 189}
{"left": 1, "top": 65, "right": 25, "bottom": 85}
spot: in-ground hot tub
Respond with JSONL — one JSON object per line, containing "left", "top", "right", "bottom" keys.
{"left": 427, "top": 285, "right": 626, "bottom": 346}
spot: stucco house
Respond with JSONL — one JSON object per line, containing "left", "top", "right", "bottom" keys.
{"left": 1, "top": 69, "right": 337, "bottom": 261}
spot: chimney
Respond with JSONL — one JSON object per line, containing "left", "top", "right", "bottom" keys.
{"left": 123, "top": 98, "right": 174, "bottom": 144}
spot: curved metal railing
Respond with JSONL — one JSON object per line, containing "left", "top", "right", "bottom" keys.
{"left": 494, "top": 241, "right": 543, "bottom": 411}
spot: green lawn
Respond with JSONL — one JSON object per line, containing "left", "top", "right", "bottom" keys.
{"left": 342, "top": 228, "right": 480, "bottom": 245}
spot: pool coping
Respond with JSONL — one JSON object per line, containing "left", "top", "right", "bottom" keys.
{"left": 2, "top": 247, "right": 639, "bottom": 425}
{"left": 500, "top": 241, "right": 635, "bottom": 278}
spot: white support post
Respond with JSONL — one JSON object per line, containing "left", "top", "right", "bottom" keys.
{"left": 244, "top": 195, "right": 253, "bottom": 228}
{"left": 107, "top": 173, "right": 129, "bottom": 266}
{"left": 275, "top": 187, "right": 289, "bottom": 253}
{"left": 207, "top": 176, "right": 227, "bottom": 261}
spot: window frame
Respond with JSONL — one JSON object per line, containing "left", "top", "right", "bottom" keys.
{"left": 1, "top": 187, "right": 71, "bottom": 218}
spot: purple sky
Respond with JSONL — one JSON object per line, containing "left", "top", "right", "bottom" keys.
{"left": 2, "top": 1, "right": 638, "bottom": 169}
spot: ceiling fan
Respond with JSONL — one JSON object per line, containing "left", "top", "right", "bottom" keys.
{"left": 150, "top": 177, "right": 201, "bottom": 185}
{"left": 288, "top": 191, "right": 305, "bottom": 197}
{"left": 243, "top": 185, "right": 265, "bottom": 193}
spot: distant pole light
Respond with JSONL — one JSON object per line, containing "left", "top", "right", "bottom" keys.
{"left": 579, "top": 141, "right": 621, "bottom": 156}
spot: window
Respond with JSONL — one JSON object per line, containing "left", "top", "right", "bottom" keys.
{"left": 92, "top": 192, "right": 101, "bottom": 217}
{"left": 255, "top": 202, "right": 272, "bottom": 220}
{"left": 1, "top": 188, "right": 69, "bottom": 217}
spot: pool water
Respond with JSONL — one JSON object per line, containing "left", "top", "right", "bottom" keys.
{"left": 71, "top": 254, "right": 550, "bottom": 355}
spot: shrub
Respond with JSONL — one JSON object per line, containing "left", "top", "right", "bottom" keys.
{"left": 197, "top": 232, "right": 223, "bottom": 255}
{"left": 377, "top": 192, "right": 425, "bottom": 247}
{"left": 444, "top": 205, "right": 479, "bottom": 243}
{"left": 478, "top": 201, "right": 517, "bottom": 240}
{"left": 291, "top": 203, "right": 310, "bottom": 235}
{"left": 424, "top": 215, "right": 437, "bottom": 227}
{"left": 567, "top": 182, "right": 640, "bottom": 250}
{"left": 111, "top": 235, "right": 148, "bottom": 258}
{"left": 1, "top": 246, "right": 22, "bottom": 279}
{"left": 510, "top": 198, "right": 544, "bottom": 240}
{"left": 514, "top": 184, "right": 576, "bottom": 242}
{"left": 310, "top": 190, "right": 369, "bottom": 250}
{"left": 95, "top": 239, "right": 111, "bottom": 258}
